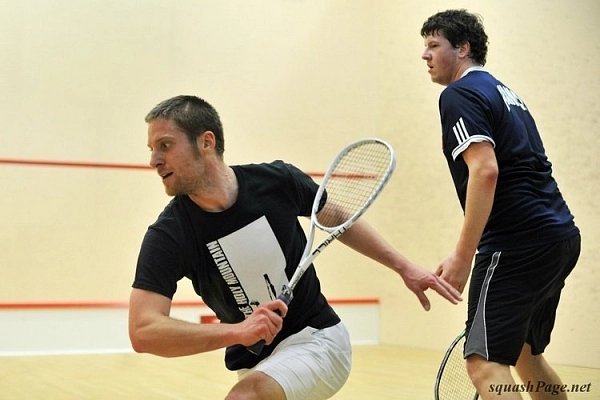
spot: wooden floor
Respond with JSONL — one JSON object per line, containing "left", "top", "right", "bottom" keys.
{"left": 1, "top": 345, "right": 598, "bottom": 399}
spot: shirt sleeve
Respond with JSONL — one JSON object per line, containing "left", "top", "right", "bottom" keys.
{"left": 132, "top": 221, "right": 187, "bottom": 299}
{"left": 439, "top": 86, "right": 496, "bottom": 161}
{"left": 278, "top": 161, "right": 324, "bottom": 216}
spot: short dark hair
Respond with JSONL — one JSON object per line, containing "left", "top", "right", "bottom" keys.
{"left": 421, "top": 9, "right": 488, "bottom": 66}
{"left": 145, "top": 95, "right": 225, "bottom": 156}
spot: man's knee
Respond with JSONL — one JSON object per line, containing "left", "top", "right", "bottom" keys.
{"left": 466, "top": 354, "right": 511, "bottom": 386}
{"left": 225, "top": 371, "right": 285, "bottom": 400}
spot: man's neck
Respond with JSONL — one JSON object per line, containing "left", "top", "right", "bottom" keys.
{"left": 189, "top": 164, "right": 239, "bottom": 213}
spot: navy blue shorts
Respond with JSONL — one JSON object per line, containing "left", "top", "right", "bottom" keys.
{"left": 464, "top": 234, "right": 580, "bottom": 365}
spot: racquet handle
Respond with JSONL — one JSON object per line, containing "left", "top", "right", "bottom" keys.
{"left": 246, "top": 339, "right": 267, "bottom": 356}
{"left": 246, "top": 287, "right": 294, "bottom": 356}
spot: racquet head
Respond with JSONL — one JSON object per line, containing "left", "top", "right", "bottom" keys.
{"left": 314, "top": 138, "right": 395, "bottom": 230}
{"left": 434, "top": 330, "right": 479, "bottom": 400}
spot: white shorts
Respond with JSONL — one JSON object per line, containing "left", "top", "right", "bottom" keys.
{"left": 237, "top": 322, "right": 352, "bottom": 400}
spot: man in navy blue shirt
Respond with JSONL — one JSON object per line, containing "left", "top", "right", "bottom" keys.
{"left": 421, "top": 10, "right": 580, "bottom": 400}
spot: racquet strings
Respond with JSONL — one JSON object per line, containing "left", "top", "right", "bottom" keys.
{"left": 436, "top": 334, "right": 478, "bottom": 400}
{"left": 317, "top": 141, "right": 391, "bottom": 228}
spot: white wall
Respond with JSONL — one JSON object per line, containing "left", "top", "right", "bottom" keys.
{"left": 1, "top": 0, "right": 598, "bottom": 368}
{"left": 0, "top": 302, "right": 379, "bottom": 355}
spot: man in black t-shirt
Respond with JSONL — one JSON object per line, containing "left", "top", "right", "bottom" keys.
{"left": 129, "top": 95, "right": 461, "bottom": 400}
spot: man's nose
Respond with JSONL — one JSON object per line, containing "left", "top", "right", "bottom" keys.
{"left": 149, "top": 151, "right": 163, "bottom": 168}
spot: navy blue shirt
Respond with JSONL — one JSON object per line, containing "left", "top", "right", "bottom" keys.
{"left": 438, "top": 69, "right": 578, "bottom": 252}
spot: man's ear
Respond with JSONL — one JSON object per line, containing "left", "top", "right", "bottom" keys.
{"left": 197, "top": 131, "right": 216, "bottom": 151}
{"left": 458, "top": 41, "right": 472, "bottom": 60}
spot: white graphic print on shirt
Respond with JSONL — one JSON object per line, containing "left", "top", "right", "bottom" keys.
{"left": 206, "top": 216, "right": 288, "bottom": 318}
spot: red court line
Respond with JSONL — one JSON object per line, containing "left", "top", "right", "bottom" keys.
{"left": 0, "top": 301, "right": 198, "bottom": 310}
{"left": 0, "top": 158, "right": 152, "bottom": 170}
{"left": 0, "top": 298, "right": 378, "bottom": 310}
{"left": 0, "top": 158, "right": 324, "bottom": 177}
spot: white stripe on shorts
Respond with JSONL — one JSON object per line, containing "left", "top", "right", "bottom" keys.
{"left": 465, "top": 251, "right": 501, "bottom": 360}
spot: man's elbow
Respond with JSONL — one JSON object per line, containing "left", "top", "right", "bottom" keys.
{"left": 477, "top": 162, "right": 498, "bottom": 186}
{"left": 129, "top": 328, "right": 146, "bottom": 354}
{"left": 485, "top": 164, "right": 499, "bottom": 183}
{"left": 128, "top": 324, "right": 156, "bottom": 354}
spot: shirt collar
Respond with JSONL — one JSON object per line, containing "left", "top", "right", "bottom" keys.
{"left": 460, "top": 65, "right": 486, "bottom": 79}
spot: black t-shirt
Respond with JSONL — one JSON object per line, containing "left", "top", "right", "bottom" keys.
{"left": 133, "top": 160, "right": 340, "bottom": 370}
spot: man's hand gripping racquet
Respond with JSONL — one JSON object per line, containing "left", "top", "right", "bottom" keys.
{"left": 247, "top": 138, "right": 396, "bottom": 355}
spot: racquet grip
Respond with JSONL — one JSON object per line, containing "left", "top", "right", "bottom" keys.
{"left": 246, "top": 287, "right": 294, "bottom": 356}
{"left": 246, "top": 339, "right": 267, "bottom": 356}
